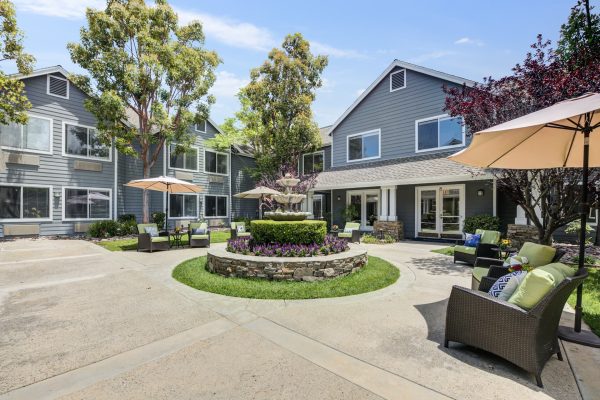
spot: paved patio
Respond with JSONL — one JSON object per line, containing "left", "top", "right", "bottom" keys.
{"left": 0, "top": 239, "right": 588, "bottom": 399}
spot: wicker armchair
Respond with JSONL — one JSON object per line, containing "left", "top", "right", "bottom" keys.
{"left": 230, "top": 222, "right": 251, "bottom": 239}
{"left": 137, "top": 223, "right": 170, "bottom": 253}
{"left": 188, "top": 222, "right": 210, "bottom": 248}
{"left": 453, "top": 229, "right": 501, "bottom": 266}
{"left": 338, "top": 222, "right": 361, "bottom": 243}
{"left": 445, "top": 268, "right": 588, "bottom": 387}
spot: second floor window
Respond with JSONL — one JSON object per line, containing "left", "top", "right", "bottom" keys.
{"left": 303, "top": 151, "right": 324, "bottom": 174}
{"left": 64, "top": 123, "right": 110, "bottom": 160}
{"left": 169, "top": 145, "right": 198, "bottom": 171}
{"left": 416, "top": 115, "right": 464, "bottom": 152}
{"left": 347, "top": 130, "right": 380, "bottom": 162}
{"left": 169, "top": 194, "right": 198, "bottom": 218}
{"left": 0, "top": 115, "right": 52, "bottom": 153}
{"left": 205, "top": 150, "right": 228, "bottom": 175}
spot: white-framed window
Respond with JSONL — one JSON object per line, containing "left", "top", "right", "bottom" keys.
{"left": 62, "top": 187, "right": 111, "bottom": 221}
{"left": 204, "top": 195, "right": 228, "bottom": 218}
{"left": 169, "top": 193, "right": 198, "bottom": 219}
{"left": 589, "top": 208, "right": 598, "bottom": 226}
{"left": 0, "top": 184, "right": 52, "bottom": 222}
{"left": 390, "top": 69, "right": 406, "bottom": 92}
{"left": 0, "top": 114, "right": 52, "bottom": 154}
{"left": 347, "top": 129, "right": 381, "bottom": 162}
{"left": 302, "top": 151, "right": 324, "bottom": 174}
{"left": 47, "top": 75, "right": 69, "bottom": 99}
{"left": 313, "top": 194, "right": 324, "bottom": 219}
{"left": 415, "top": 114, "right": 465, "bottom": 152}
{"left": 195, "top": 121, "right": 207, "bottom": 133}
{"left": 204, "top": 150, "right": 228, "bottom": 175}
{"left": 169, "top": 144, "right": 199, "bottom": 171}
{"left": 63, "top": 122, "right": 111, "bottom": 161}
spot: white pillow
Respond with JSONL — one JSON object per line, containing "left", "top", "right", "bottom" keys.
{"left": 236, "top": 225, "right": 246, "bottom": 233}
{"left": 498, "top": 271, "right": 528, "bottom": 301}
{"left": 144, "top": 226, "right": 158, "bottom": 237}
{"left": 344, "top": 227, "right": 354, "bottom": 233}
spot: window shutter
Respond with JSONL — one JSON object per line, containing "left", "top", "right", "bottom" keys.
{"left": 390, "top": 70, "right": 406, "bottom": 91}
{"left": 48, "top": 75, "right": 68, "bottom": 98}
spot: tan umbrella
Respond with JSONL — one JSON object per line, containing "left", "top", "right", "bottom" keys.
{"left": 449, "top": 92, "right": 600, "bottom": 347}
{"left": 124, "top": 176, "right": 202, "bottom": 230}
{"left": 234, "top": 186, "right": 282, "bottom": 219}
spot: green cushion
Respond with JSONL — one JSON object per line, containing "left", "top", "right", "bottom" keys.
{"left": 151, "top": 236, "right": 169, "bottom": 243}
{"left": 138, "top": 223, "right": 158, "bottom": 234}
{"left": 518, "top": 242, "right": 556, "bottom": 267}
{"left": 190, "top": 222, "right": 207, "bottom": 231}
{"left": 537, "top": 263, "right": 575, "bottom": 283}
{"left": 231, "top": 222, "right": 245, "bottom": 229}
{"left": 338, "top": 232, "right": 352, "bottom": 238}
{"left": 476, "top": 229, "right": 501, "bottom": 245}
{"left": 344, "top": 222, "right": 360, "bottom": 230}
{"left": 508, "top": 268, "right": 555, "bottom": 309}
{"left": 455, "top": 245, "right": 476, "bottom": 255}
{"left": 472, "top": 267, "right": 489, "bottom": 282}
{"left": 236, "top": 232, "right": 251, "bottom": 237}
{"left": 191, "top": 234, "right": 209, "bottom": 240}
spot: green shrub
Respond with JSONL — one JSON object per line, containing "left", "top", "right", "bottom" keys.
{"left": 250, "top": 220, "right": 327, "bottom": 245}
{"left": 362, "top": 233, "right": 395, "bottom": 244}
{"left": 151, "top": 211, "right": 166, "bottom": 230}
{"left": 88, "top": 220, "right": 121, "bottom": 238}
{"left": 118, "top": 219, "right": 138, "bottom": 235}
{"left": 463, "top": 214, "right": 501, "bottom": 234}
{"left": 118, "top": 214, "right": 137, "bottom": 223}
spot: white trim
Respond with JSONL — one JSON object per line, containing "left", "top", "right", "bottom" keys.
{"left": 62, "top": 121, "right": 112, "bottom": 162}
{"left": 328, "top": 60, "right": 477, "bottom": 134}
{"left": 415, "top": 184, "right": 465, "bottom": 238}
{"left": 167, "top": 193, "right": 199, "bottom": 219}
{"left": 203, "top": 149, "right": 229, "bottom": 176}
{"left": 203, "top": 194, "right": 229, "bottom": 218}
{"left": 194, "top": 121, "right": 207, "bottom": 133}
{"left": 113, "top": 147, "right": 118, "bottom": 220}
{"left": 314, "top": 173, "right": 493, "bottom": 191}
{"left": 414, "top": 114, "right": 465, "bottom": 153}
{"left": 346, "top": 189, "right": 380, "bottom": 231}
{"left": 0, "top": 183, "right": 53, "bottom": 222}
{"left": 389, "top": 69, "right": 406, "bottom": 92}
{"left": 302, "top": 150, "right": 325, "bottom": 174}
{"left": 61, "top": 186, "right": 112, "bottom": 222}
{"left": 0, "top": 113, "right": 53, "bottom": 155}
{"left": 46, "top": 74, "right": 70, "bottom": 99}
{"left": 312, "top": 194, "right": 324, "bottom": 219}
{"left": 168, "top": 144, "right": 200, "bottom": 172}
{"left": 346, "top": 129, "right": 381, "bottom": 163}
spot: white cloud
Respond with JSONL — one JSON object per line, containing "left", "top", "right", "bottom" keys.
{"left": 311, "top": 41, "right": 366, "bottom": 59}
{"left": 454, "top": 37, "right": 484, "bottom": 47}
{"left": 210, "top": 71, "right": 249, "bottom": 99}
{"left": 14, "top": 0, "right": 103, "bottom": 19}
{"left": 409, "top": 51, "right": 456, "bottom": 63}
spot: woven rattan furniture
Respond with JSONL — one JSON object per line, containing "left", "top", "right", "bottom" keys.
{"left": 188, "top": 222, "right": 210, "bottom": 248}
{"left": 338, "top": 222, "right": 361, "bottom": 243}
{"left": 230, "top": 222, "right": 251, "bottom": 239}
{"left": 445, "top": 268, "right": 588, "bottom": 387}
{"left": 137, "top": 223, "right": 170, "bottom": 253}
{"left": 453, "top": 229, "right": 501, "bottom": 266}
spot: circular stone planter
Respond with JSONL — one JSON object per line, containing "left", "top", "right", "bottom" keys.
{"left": 206, "top": 247, "right": 368, "bottom": 281}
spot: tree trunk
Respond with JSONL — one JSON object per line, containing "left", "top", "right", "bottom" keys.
{"left": 142, "top": 161, "right": 151, "bottom": 223}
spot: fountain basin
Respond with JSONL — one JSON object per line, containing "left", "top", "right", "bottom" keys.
{"left": 264, "top": 211, "right": 312, "bottom": 221}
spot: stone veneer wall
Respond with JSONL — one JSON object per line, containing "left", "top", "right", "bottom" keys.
{"left": 373, "top": 221, "right": 404, "bottom": 241}
{"left": 206, "top": 248, "right": 368, "bottom": 281}
{"left": 507, "top": 224, "right": 539, "bottom": 248}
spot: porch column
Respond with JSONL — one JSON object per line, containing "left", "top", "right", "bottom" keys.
{"left": 388, "top": 186, "right": 397, "bottom": 221}
{"left": 380, "top": 187, "right": 389, "bottom": 221}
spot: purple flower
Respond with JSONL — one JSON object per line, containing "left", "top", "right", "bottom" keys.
{"left": 225, "top": 234, "right": 349, "bottom": 257}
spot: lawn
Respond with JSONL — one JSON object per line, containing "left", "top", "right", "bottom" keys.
{"left": 172, "top": 255, "right": 399, "bottom": 299}
{"left": 568, "top": 268, "right": 600, "bottom": 336}
{"left": 97, "top": 230, "right": 230, "bottom": 251}
{"left": 431, "top": 246, "right": 455, "bottom": 256}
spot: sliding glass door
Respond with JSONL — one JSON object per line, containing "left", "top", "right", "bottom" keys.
{"left": 416, "top": 185, "right": 464, "bottom": 238}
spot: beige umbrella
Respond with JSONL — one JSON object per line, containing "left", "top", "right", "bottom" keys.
{"left": 449, "top": 92, "right": 600, "bottom": 347}
{"left": 125, "top": 176, "right": 202, "bottom": 230}
{"left": 234, "top": 186, "right": 282, "bottom": 219}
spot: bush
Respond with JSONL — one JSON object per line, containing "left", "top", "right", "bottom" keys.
{"left": 119, "top": 219, "right": 138, "bottom": 235}
{"left": 250, "top": 220, "right": 327, "bottom": 245}
{"left": 226, "top": 235, "right": 348, "bottom": 257}
{"left": 151, "top": 211, "right": 166, "bottom": 230}
{"left": 362, "top": 233, "right": 395, "bottom": 244}
{"left": 88, "top": 220, "right": 121, "bottom": 238}
{"left": 463, "top": 214, "right": 501, "bottom": 234}
{"left": 117, "top": 214, "right": 137, "bottom": 223}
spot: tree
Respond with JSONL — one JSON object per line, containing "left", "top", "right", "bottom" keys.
{"left": 557, "top": 0, "right": 600, "bottom": 66}
{"left": 68, "top": 0, "right": 220, "bottom": 222}
{"left": 0, "top": 0, "right": 35, "bottom": 125}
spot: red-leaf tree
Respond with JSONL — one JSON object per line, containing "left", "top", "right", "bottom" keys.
{"left": 444, "top": 1, "right": 600, "bottom": 244}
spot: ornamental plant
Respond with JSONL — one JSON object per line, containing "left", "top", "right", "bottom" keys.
{"left": 226, "top": 235, "right": 349, "bottom": 258}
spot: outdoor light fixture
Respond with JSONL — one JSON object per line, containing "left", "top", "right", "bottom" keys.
{"left": 477, "top": 189, "right": 485, "bottom": 197}
{"left": 337, "top": 195, "right": 341, "bottom": 201}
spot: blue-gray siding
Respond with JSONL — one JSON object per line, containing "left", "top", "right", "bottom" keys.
{"left": 231, "top": 154, "right": 258, "bottom": 219}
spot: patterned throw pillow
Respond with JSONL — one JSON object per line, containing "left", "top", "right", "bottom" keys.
{"left": 498, "top": 271, "right": 528, "bottom": 301}
{"left": 503, "top": 255, "right": 529, "bottom": 269}
{"left": 464, "top": 233, "right": 481, "bottom": 247}
{"left": 344, "top": 227, "right": 354, "bottom": 233}
{"left": 193, "top": 227, "right": 206, "bottom": 235}
{"left": 488, "top": 270, "right": 527, "bottom": 299}
{"left": 237, "top": 225, "right": 246, "bottom": 233}
{"left": 144, "top": 226, "right": 158, "bottom": 237}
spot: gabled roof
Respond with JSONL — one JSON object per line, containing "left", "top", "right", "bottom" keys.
{"left": 11, "top": 65, "right": 71, "bottom": 81}
{"left": 328, "top": 60, "right": 478, "bottom": 134}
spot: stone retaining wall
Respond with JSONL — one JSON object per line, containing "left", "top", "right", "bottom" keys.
{"left": 507, "top": 224, "right": 540, "bottom": 248}
{"left": 206, "top": 248, "right": 368, "bottom": 281}
{"left": 373, "top": 221, "right": 404, "bottom": 241}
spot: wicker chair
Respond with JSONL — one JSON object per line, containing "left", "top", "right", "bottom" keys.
{"left": 445, "top": 268, "right": 588, "bottom": 387}
{"left": 230, "top": 222, "right": 251, "bottom": 239}
{"left": 137, "top": 223, "right": 170, "bottom": 253}
{"left": 453, "top": 229, "right": 501, "bottom": 266}
{"left": 188, "top": 222, "right": 210, "bottom": 248}
{"left": 338, "top": 222, "right": 361, "bottom": 243}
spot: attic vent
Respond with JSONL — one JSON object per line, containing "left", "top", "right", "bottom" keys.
{"left": 390, "top": 69, "right": 406, "bottom": 92}
{"left": 47, "top": 75, "right": 69, "bottom": 99}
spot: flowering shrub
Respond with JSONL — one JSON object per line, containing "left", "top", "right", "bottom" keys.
{"left": 226, "top": 235, "right": 349, "bottom": 257}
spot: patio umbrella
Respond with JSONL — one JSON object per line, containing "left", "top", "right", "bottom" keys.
{"left": 234, "top": 186, "right": 282, "bottom": 219}
{"left": 449, "top": 92, "right": 600, "bottom": 347}
{"left": 124, "top": 176, "right": 203, "bottom": 231}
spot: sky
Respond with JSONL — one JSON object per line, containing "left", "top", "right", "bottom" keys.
{"left": 11, "top": 0, "right": 582, "bottom": 127}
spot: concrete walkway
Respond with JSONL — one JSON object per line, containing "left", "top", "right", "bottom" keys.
{"left": 0, "top": 239, "right": 590, "bottom": 399}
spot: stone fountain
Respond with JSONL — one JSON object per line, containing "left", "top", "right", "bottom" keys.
{"left": 264, "top": 173, "right": 312, "bottom": 221}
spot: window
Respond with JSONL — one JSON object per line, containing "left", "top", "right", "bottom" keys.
{"left": 0, "top": 115, "right": 52, "bottom": 154}
{"left": 416, "top": 115, "right": 464, "bottom": 152}
{"left": 0, "top": 185, "right": 51, "bottom": 221}
{"left": 169, "top": 145, "right": 198, "bottom": 171}
{"left": 303, "top": 151, "right": 324, "bottom": 174}
{"left": 169, "top": 194, "right": 198, "bottom": 218}
{"left": 195, "top": 121, "right": 207, "bottom": 133}
{"left": 313, "top": 194, "right": 324, "bottom": 219}
{"left": 390, "top": 69, "right": 406, "bottom": 91}
{"left": 64, "top": 123, "right": 110, "bottom": 160}
{"left": 347, "top": 129, "right": 380, "bottom": 162}
{"left": 205, "top": 195, "right": 227, "bottom": 217}
{"left": 64, "top": 188, "right": 111, "bottom": 220}
{"left": 47, "top": 75, "right": 69, "bottom": 99}
{"left": 204, "top": 150, "right": 228, "bottom": 175}
{"left": 590, "top": 208, "right": 598, "bottom": 226}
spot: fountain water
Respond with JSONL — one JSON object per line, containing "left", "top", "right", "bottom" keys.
{"left": 264, "top": 173, "right": 312, "bottom": 221}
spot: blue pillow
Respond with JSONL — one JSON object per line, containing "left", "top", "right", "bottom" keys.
{"left": 193, "top": 227, "right": 206, "bottom": 235}
{"left": 464, "top": 233, "right": 481, "bottom": 247}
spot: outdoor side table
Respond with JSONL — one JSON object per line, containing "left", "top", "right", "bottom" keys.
{"left": 492, "top": 247, "right": 517, "bottom": 260}
{"left": 170, "top": 231, "right": 184, "bottom": 249}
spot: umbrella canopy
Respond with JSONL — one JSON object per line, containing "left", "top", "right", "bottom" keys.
{"left": 124, "top": 175, "right": 202, "bottom": 193}
{"left": 233, "top": 186, "right": 282, "bottom": 199}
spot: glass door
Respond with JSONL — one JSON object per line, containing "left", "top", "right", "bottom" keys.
{"left": 346, "top": 190, "right": 379, "bottom": 230}
{"left": 349, "top": 193, "right": 362, "bottom": 225}
{"left": 417, "top": 185, "right": 464, "bottom": 237}
{"left": 418, "top": 189, "right": 438, "bottom": 233}
{"left": 365, "top": 193, "right": 379, "bottom": 228}
{"left": 441, "top": 188, "right": 461, "bottom": 234}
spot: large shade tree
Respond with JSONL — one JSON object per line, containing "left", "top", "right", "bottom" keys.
{"left": 444, "top": 0, "right": 600, "bottom": 245}
{"left": 68, "top": 0, "right": 220, "bottom": 222}
{"left": 0, "top": 0, "right": 35, "bottom": 125}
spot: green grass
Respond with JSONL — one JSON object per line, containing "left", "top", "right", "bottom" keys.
{"left": 568, "top": 268, "right": 600, "bottom": 336}
{"left": 431, "top": 246, "right": 455, "bottom": 256}
{"left": 172, "top": 255, "right": 399, "bottom": 299}
{"left": 96, "top": 230, "right": 230, "bottom": 251}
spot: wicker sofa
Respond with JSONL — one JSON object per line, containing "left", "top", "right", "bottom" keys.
{"left": 230, "top": 222, "right": 251, "bottom": 239}
{"left": 188, "top": 222, "right": 210, "bottom": 248}
{"left": 445, "top": 268, "right": 587, "bottom": 387}
{"left": 453, "top": 229, "right": 501, "bottom": 266}
{"left": 338, "top": 222, "right": 361, "bottom": 243}
{"left": 136, "top": 223, "right": 170, "bottom": 252}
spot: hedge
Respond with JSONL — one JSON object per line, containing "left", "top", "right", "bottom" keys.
{"left": 250, "top": 220, "right": 327, "bottom": 245}
{"left": 463, "top": 214, "right": 501, "bottom": 234}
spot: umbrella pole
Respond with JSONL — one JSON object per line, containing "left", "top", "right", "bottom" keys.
{"left": 165, "top": 184, "right": 169, "bottom": 233}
